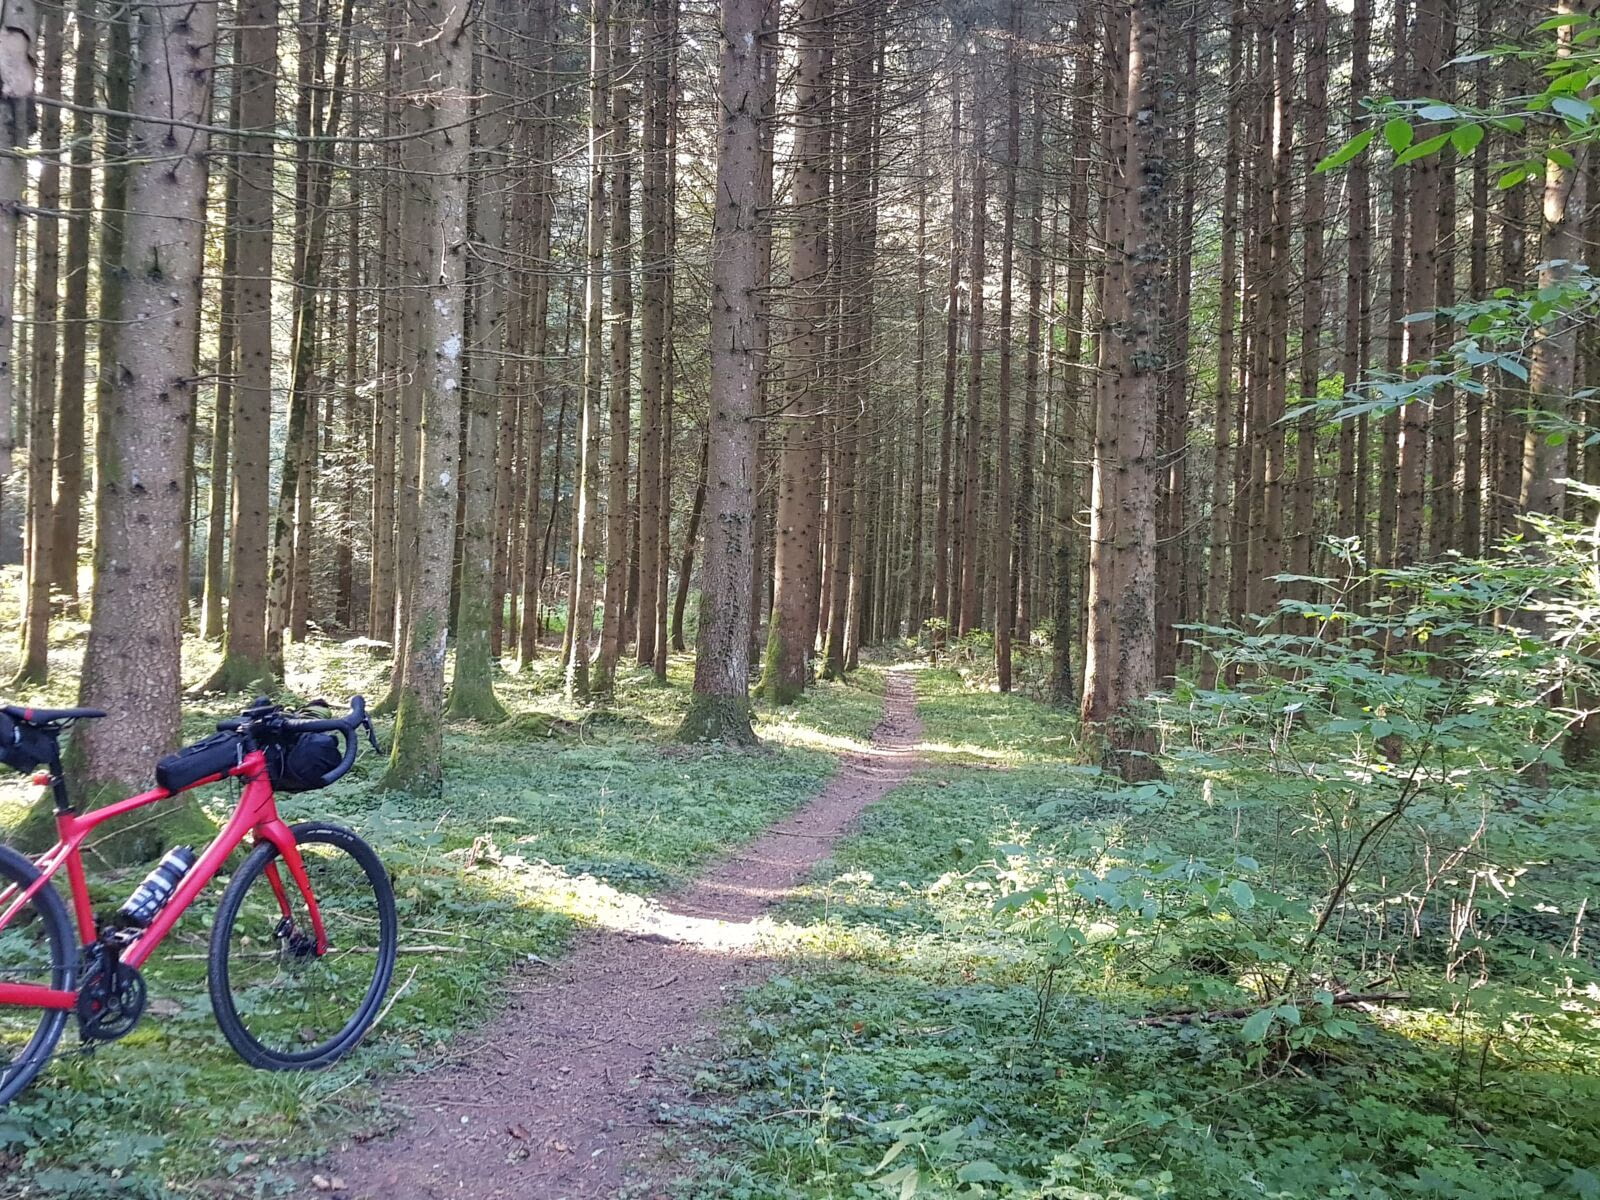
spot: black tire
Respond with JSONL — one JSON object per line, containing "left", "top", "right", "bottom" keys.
{"left": 0, "top": 843, "right": 73, "bottom": 1108}
{"left": 208, "top": 822, "right": 396, "bottom": 1070}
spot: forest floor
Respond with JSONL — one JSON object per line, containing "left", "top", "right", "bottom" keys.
{"left": 301, "top": 670, "right": 924, "bottom": 1200}
{"left": 1, "top": 617, "right": 1598, "bottom": 1199}
{"left": 0, "top": 613, "right": 891, "bottom": 1199}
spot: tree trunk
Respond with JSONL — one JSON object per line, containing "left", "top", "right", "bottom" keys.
{"left": 679, "top": 0, "right": 764, "bottom": 742}
{"left": 448, "top": 0, "right": 513, "bottom": 722}
{"left": 1081, "top": 0, "right": 1166, "bottom": 783}
{"left": 0, "top": 0, "right": 37, "bottom": 590}
{"left": 1397, "top": 0, "right": 1441, "bottom": 567}
{"left": 934, "top": 66, "right": 960, "bottom": 632}
{"left": 760, "top": 0, "right": 829, "bottom": 702}
{"left": 1338, "top": 0, "right": 1371, "bottom": 550}
{"left": 1521, "top": 14, "right": 1586, "bottom": 521}
{"left": 49, "top": 0, "right": 95, "bottom": 607}
{"left": 15, "top": 0, "right": 62, "bottom": 686}
{"left": 202, "top": 81, "right": 239, "bottom": 644}
{"left": 1049, "top": 14, "right": 1092, "bottom": 706}
{"left": 567, "top": 0, "right": 609, "bottom": 702}
{"left": 380, "top": 0, "right": 470, "bottom": 794}
{"left": 994, "top": 3, "right": 1020, "bottom": 692}
{"left": 672, "top": 428, "right": 708, "bottom": 653}
{"left": 202, "top": 0, "right": 278, "bottom": 693}
{"left": 1203, "top": 0, "right": 1244, "bottom": 684}
{"left": 597, "top": 2, "right": 633, "bottom": 696}
{"left": 75, "top": 0, "right": 218, "bottom": 861}
{"left": 636, "top": 0, "right": 668, "bottom": 670}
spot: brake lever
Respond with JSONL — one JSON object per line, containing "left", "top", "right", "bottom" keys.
{"left": 361, "top": 714, "right": 384, "bottom": 756}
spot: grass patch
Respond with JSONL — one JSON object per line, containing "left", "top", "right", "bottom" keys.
{"left": 659, "top": 669, "right": 1600, "bottom": 1200}
{"left": 0, "top": 632, "right": 885, "bottom": 1198}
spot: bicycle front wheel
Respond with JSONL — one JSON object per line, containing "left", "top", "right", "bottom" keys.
{"left": 208, "top": 822, "right": 396, "bottom": 1070}
{"left": 0, "top": 843, "right": 73, "bottom": 1107}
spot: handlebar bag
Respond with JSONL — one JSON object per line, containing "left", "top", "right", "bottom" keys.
{"left": 0, "top": 712, "right": 55, "bottom": 775}
{"left": 266, "top": 732, "right": 342, "bottom": 793}
{"left": 156, "top": 732, "right": 243, "bottom": 793}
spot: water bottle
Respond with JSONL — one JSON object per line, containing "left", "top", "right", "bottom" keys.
{"left": 118, "top": 846, "right": 197, "bottom": 927}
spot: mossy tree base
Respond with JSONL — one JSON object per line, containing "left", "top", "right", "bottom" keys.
{"left": 1081, "top": 715, "right": 1165, "bottom": 784}
{"left": 192, "top": 652, "right": 277, "bottom": 697}
{"left": 10, "top": 659, "right": 48, "bottom": 690}
{"left": 759, "top": 675, "right": 804, "bottom": 705}
{"left": 446, "top": 681, "right": 506, "bottom": 723}
{"left": 758, "top": 614, "right": 808, "bottom": 704}
{"left": 6, "top": 782, "right": 216, "bottom": 867}
{"left": 676, "top": 694, "right": 759, "bottom": 747}
{"left": 379, "top": 690, "right": 443, "bottom": 797}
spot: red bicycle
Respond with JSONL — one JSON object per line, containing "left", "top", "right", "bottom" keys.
{"left": 0, "top": 696, "right": 397, "bottom": 1106}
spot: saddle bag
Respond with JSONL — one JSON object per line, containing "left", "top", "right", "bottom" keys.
{"left": 0, "top": 712, "right": 57, "bottom": 775}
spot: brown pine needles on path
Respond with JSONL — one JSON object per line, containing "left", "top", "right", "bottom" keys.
{"left": 313, "top": 670, "right": 924, "bottom": 1199}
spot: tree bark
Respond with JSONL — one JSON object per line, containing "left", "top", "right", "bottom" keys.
{"left": 49, "top": 0, "right": 95, "bottom": 606}
{"left": 567, "top": 0, "right": 609, "bottom": 702}
{"left": 0, "top": 0, "right": 37, "bottom": 582}
{"left": 679, "top": 0, "right": 764, "bottom": 743}
{"left": 448, "top": 0, "right": 513, "bottom": 722}
{"left": 202, "top": 0, "right": 278, "bottom": 693}
{"left": 380, "top": 0, "right": 470, "bottom": 794}
{"left": 760, "top": 0, "right": 829, "bottom": 702}
{"left": 75, "top": 0, "right": 218, "bottom": 860}
{"left": 15, "top": 0, "right": 62, "bottom": 685}
{"left": 1081, "top": 0, "right": 1166, "bottom": 783}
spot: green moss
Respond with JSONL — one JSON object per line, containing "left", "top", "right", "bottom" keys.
{"left": 192, "top": 650, "right": 277, "bottom": 697}
{"left": 677, "top": 692, "right": 760, "bottom": 746}
{"left": 379, "top": 688, "right": 443, "bottom": 796}
{"left": 758, "top": 611, "right": 806, "bottom": 704}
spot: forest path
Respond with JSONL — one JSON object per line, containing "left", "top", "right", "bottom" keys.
{"left": 312, "top": 670, "right": 924, "bottom": 1200}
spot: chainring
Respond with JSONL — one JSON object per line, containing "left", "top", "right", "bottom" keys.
{"left": 76, "top": 946, "right": 148, "bottom": 1043}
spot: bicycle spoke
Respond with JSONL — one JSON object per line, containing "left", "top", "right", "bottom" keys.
{"left": 217, "top": 835, "right": 390, "bottom": 1064}
{"left": 0, "top": 853, "right": 70, "bottom": 1106}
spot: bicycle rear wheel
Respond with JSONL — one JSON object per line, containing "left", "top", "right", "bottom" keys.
{"left": 0, "top": 843, "right": 73, "bottom": 1107}
{"left": 208, "top": 822, "right": 396, "bottom": 1069}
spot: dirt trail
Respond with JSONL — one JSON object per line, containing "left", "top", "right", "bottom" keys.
{"left": 314, "top": 671, "right": 923, "bottom": 1200}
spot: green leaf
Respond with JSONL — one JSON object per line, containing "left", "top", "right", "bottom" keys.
{"left": 1395, "top": 132, "right": 1450, "bottom": 165}
{"left": 1450, "top": 123, "right": 1484, "bottom": 154}
{"left": 1549, "top": 146, "right": 1577, "bottom": 170}
{"left": 1546, "top": 66, "right": 1594, "bottom": 93}
{"left": 1383, "top": 118, "right": 1414, "bottom": 153}
{"left": 1227, "top": 880, "right": 1256, "bottom": 910}
{"left": 1416, "top": 103, "right": 1458, "bottom": 120}
{"left": 1568, "top": 1167, "right": 1600, "bottom": 1200}
{"left": 1241, "top": 1007, "right": 1275, "bottom": 1043}
{"left": 1315, "top": 127, "right": 1374, "bottom": 173}
{"left": 1537, "top": 12, "right": 1587, "bottom": 29}
{"left": 957, "top": 1162, "right": 1010, "bottom": 1185}
{"left": 871, "top": 1139, "right": 912, "bottom": 1175}
{"left": 1552, "top": 95, "right": 1595, "bottom": 123}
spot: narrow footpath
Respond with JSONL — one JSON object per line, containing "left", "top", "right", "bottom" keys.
{"left": 315, "top": 670, "right": 924, "bottom": 1200}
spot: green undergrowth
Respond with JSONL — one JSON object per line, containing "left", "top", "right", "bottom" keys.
{"left": 657, "top": 667, "right": 1600, "bottom": 1200}
{"left": 0, "top": 623, "right": 886, "bottom": 1198}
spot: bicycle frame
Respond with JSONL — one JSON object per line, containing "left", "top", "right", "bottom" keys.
{"left": 0, "top": 748, "right": 327, "bottom": 1013}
